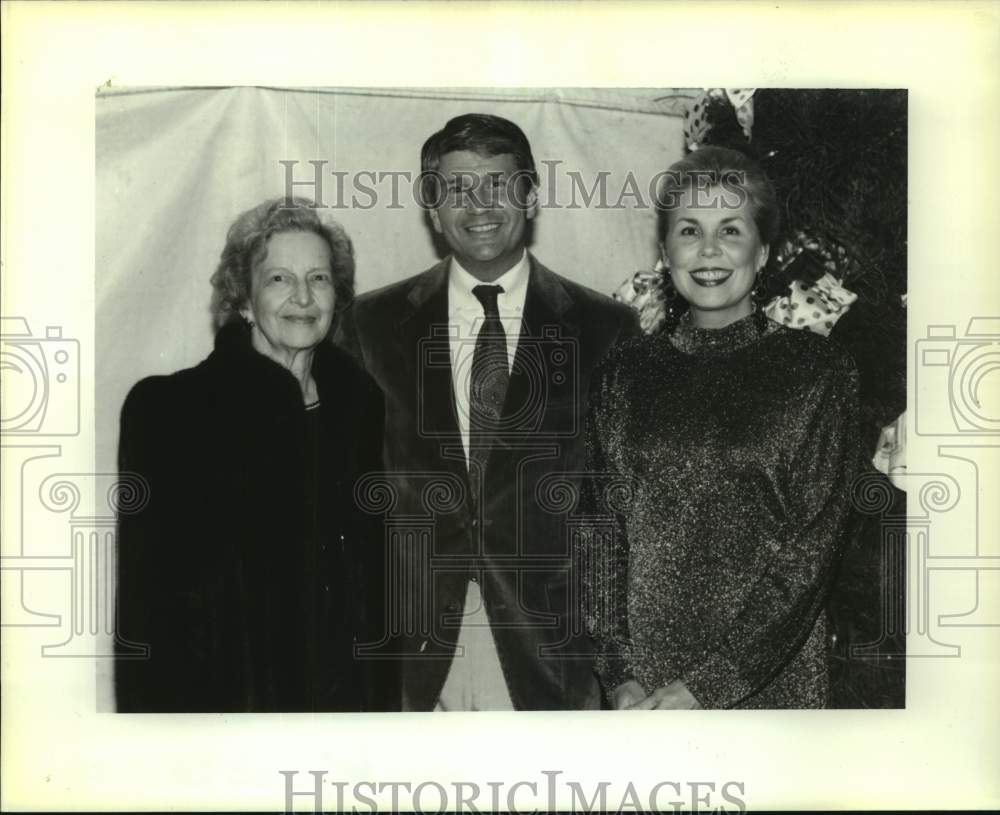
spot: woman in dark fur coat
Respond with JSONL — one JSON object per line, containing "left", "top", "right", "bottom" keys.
{"left": 115, "top": 198, "right": 390, "bottom": 712}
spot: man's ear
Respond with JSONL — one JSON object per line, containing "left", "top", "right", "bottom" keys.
{"left": 524, "top": 186, "right": 539, "bottom": 221}
{"left": 429, "top": 208, "right": 443, "bottom": 234}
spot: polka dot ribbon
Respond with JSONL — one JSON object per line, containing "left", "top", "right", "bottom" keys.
{"left": 612, "top": 264, "right": 857, "bottom": 339}
{"left": 684, "top": 88, "right": 756, "bottom": 151}
{"left": 763, "top": 272, "right": 858, "bottom": 336}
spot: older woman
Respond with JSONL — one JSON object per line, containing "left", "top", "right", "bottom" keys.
{"left": 115, "top": 198, "right": 386, "bottom": 712}
{"left": 585, "top": 147, "right": 861, "bottom": 709}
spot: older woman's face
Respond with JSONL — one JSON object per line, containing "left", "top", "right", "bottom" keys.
{"left": 243, "top": 231, "right": 335, "bottom": 355}
{"left": 663, "top": 184, "right": 768, "bottom": 329}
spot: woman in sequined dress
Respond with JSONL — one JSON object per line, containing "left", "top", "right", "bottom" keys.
{"left": 585, "top": 147, "right": 861, "bottom": 709}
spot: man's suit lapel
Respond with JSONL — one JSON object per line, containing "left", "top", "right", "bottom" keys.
{"left": 399, "top": 259, "right": 468, "bottom": 479}
{"left": 404, "top": 255, "right": 582, "bottom": 493}
{"left": 494, "top": 255, "right": 580, "bottom": 452}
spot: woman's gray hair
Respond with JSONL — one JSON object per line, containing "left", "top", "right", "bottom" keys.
{"left": 210, "top": 197, "right": 355, "bottom": 328}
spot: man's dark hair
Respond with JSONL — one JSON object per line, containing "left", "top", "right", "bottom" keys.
{"left": 419, "top": 113, "right": 538, "bottom": 207}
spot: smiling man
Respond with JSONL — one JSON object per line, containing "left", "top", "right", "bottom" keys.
{"left": 337, "top": 113, "right": 638, "bottom": 711}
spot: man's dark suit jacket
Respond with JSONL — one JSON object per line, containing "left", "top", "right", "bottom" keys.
{"left": 337, "top": 254, "right": 638, "bottom": 710}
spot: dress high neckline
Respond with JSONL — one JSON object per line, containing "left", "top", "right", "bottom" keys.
{"left": 669, "top": 309, "right": 774, "bottom": 356}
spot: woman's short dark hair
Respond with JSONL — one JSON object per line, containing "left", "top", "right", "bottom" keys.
{"left": 210, "top": 197, "right": 355, "bottom": 328}
{"left": 656, "top": 146, "right": 780, "bottom": 247}
{"left": 419, "top": 113, "right": 539, "bottom": 208}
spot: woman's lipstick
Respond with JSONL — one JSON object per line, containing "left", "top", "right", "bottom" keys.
{"left": 689, "top": 268, "right": 733, "bottom": 286}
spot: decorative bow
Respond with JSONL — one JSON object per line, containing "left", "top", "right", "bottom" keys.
{"left": 684, "top": 88, "right": 756, "bottom": 151}
{"left": 763, "top": 272, "right": 858, "bottom": 336}
{"left": 612, "top": 260, "right": 669, "bottom": 335}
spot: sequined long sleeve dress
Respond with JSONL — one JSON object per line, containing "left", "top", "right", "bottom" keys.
{"left": 584, "top": 310, "right": 861, "bottom": 709}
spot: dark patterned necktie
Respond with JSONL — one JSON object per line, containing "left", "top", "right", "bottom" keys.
{"left": 468, "top": 284, "right": 509, "bottom": 503}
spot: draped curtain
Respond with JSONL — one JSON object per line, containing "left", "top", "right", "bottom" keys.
{"left": 96, "top": 86, "right": 686, "bottom": 472}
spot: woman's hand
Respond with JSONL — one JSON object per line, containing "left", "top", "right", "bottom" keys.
{"left": 611, "top": 680, "right": 647, "bottom": 710}
{"left": 627, "top": 680, "right": 701, "bottom": 710}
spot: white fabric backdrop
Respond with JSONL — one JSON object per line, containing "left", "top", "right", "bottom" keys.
{"left": 96, "top": 86, "right": 686, "bottom": 472}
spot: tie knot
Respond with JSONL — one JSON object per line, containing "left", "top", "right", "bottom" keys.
{"left": 472, "top": 284, "right": 504, "bottom": 316}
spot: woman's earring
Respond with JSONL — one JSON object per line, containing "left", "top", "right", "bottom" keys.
{"left": 663, "top": 270, "right": 678, "bottom": 303}
{"left": 662, "top": 268, "right": 685, "bottom": 324}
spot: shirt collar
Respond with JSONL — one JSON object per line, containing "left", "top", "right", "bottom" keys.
{"left": 448, "top": 250, "right": 530, "bottom": 313}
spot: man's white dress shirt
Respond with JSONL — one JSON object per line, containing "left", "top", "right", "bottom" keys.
{"left": 435, "top": 251, "right": 530, "bottom": 711}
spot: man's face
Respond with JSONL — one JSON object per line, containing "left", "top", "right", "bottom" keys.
{"left": 429, "top": 150, "right": 537, "bottom": 282}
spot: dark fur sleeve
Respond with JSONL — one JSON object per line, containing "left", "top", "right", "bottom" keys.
{"left": 114, "top": 377, "right": 169, "bottom": 711}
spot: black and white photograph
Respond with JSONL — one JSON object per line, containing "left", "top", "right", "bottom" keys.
{"left": 2, "top": 2, "right": 998, "bottom": 812}
{"left": 98, "top": 87, "right": 908, "bottom": 716}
